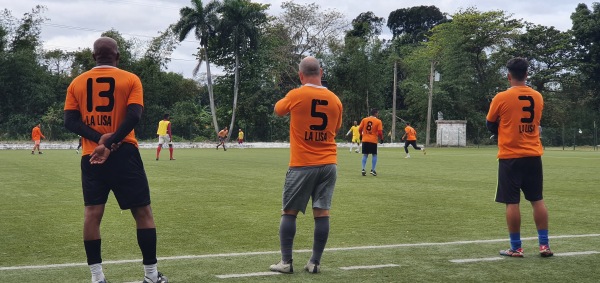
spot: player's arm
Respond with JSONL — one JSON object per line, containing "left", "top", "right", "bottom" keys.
{"left": 486, "top": 120, "right": 499, "bottom": 135}
{"left": 102, "top": 104, "right": 143, "bottom": 148}
{"left": 377, "top": 123, "right": 384, "bottom": 143}
{"left": 64, "top": 110, "right": 103, "bottom": 143}
{"left": 274, "top": 95, "right": 291, "bottom": 117}
{"left": 167, "top": 122, "right": 172, "bottom": 141}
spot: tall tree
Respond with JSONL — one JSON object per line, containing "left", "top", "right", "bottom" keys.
{"left": 571, "top": 3, "right": 600, "bottom": 111}
{"left": 387, "top": 5, "right": 447, "bottom": 44}
{"left": 346, "top": 11, "right": 385, "bottom": 39}
{"left": 215, "top": 0, "right": 268, "bottom": 139}
{"left": 419, "top": 8, "right": 522, "bottom": 140}
{"left": 173, "top": 0, "right": 222, "bottom": 135}
{"left": 276, "top": 1, "right": 347, "bottom": 57}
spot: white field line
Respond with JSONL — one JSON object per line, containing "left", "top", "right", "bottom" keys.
{"left": 450, "top": 257, "right": 505, "bottom": 263}
{"left": 555, "top": 251, "right": 600, "bottom": 257}
{"left": 339, "top": 264, "right": 400, "bottom": 270}
{"left": 451, "top": 251, "right": 600, "bottom": 263}
{"left": 215, "top": 271, "right": 282, "bottom": 279}
{"left": 1, "top": 234, "right": 599, "bottom": 271}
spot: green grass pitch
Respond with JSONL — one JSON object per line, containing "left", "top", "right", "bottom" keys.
{"left": 0, "top": 146, "right": 598, "bottom": 282}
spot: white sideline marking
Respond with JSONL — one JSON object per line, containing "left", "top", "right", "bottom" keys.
{"left": 215, "top": 271, "right": 281, "bottom": 279}
{"left": 450, "top": 257, "right": 504, "bottom": 263}
{"left": 555, "top": 251, "right": 600, "bottom": 257}
{"left": 1, "top": 234, "right": 599, "bottom": 271}
{"left": 450, "top": 251, "right": 600, "bottom": 263}
{"left": 339, "top": 264, "right": 399, "bottom": 270}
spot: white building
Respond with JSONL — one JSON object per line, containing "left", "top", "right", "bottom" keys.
{"left": 436, "top": 120, "right": 467, "bottom": 147}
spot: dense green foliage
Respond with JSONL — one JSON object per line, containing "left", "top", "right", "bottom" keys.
{"left": 1, "top": 2, "right": 599, "bottom": 145}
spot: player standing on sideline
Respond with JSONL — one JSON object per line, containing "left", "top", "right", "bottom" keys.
{"left": 156, "top": 114, "right": 175, "bottom": 161}
{"left": 63, "top": 37, "right": 168, "bottom": 283}
{"left": 270, "top": 56, "right": 343, "bottom": 274}
{"left": 345, "top": 121, "right": 361, "bottom": 153}
{"left": 216, "top": 126, "right": 228, "bottom": 151}
{"left": 237, "top": 128, "right": 244, "bottom": 148}
{"left": 401, "top": 122, "right": 425, "bottom": 158}
{"left": 486, "top": 57, "right": 552, "bottom": 258}
{"left": 358, "top": 109, "right": 383, "bottom": 176}
{"left": 31, "top": 123, "right": 45, "bottom": 154}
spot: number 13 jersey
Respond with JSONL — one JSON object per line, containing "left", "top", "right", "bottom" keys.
{"left": 486, "top": 85, "right": 543, "bottom": 159}
{"left": 65, "top": 66, "right": 143, "bottom": 155}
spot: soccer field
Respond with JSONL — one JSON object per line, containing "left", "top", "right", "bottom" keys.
{"left": 0, "top": 146, "right": 598, "bottom": 282}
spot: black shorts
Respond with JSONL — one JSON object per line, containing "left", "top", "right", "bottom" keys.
{"left": 81, "top": 143, "right": 151, "bottom": 209}
{"left": 495, "top": 156, "right": 543, "bottom": 204}
{"left": 361, "top": 142, "right": 378, "bottom": 155}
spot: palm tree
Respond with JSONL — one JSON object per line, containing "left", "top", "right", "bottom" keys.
{"left": 173, "top": 0, "right": 221, "bottom": 135}
{"left": 217, "top": 0, "right": 268, "bottom": 139}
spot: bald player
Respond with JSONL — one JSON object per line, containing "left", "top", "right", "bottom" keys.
{"left": 64, "top": 37, "right": 168, "bottom": 283}
{"left": 270, "top": 56, "right": 343, "bottom": 274}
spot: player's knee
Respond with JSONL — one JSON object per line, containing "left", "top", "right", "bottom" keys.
{"left": 312, "top": 208, "right": 330, "bottom": 218}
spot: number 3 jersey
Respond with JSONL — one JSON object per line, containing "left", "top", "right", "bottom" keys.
{"left": 486, "top": 85, "right": 543, "bottom": 159}
{"left": 64, "top": 66, "right": 144, "bottom": 155}
{"left": 275, "top": 84, "right": 343, "bottom": 167}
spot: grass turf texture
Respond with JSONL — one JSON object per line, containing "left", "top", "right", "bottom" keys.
{"left": 0, "top": 146, "right": 598, "bottom": 282}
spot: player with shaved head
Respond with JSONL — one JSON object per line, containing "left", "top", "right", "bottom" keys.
{"left": 270, "top": 56, "right": 343, "bottom": 274}
{"left": 64, "top": 37, "right": 168, "bottom": 283}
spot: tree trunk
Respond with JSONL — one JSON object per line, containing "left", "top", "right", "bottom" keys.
{"left": 228, "top": 50, "right": 240, "bottom": 140}
{"left": 204, "top": 49, "right": 219, "bottom": 135}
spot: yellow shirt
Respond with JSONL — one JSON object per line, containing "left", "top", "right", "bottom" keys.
{"left": 349, "top": 125, "right": 360, "bottom": 138}
{"left": 238, "top": 131, "right": 244, "bottom": 139}
{"left": 157, "top": 120, "right": 170, "bottom": 135}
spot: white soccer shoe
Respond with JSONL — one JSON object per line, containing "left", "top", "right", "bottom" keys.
{"left": 304, "top": 260, "right": 320, "bottom": 273}
{"left": 270, "top": 259, "right": 293, "bottom": 274}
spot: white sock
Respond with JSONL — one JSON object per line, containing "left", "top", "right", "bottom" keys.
{"left": 89, "top": 263, "right": 105, "bottom": 283}
{"left": 349, "top": 145, "right": 353, "bottom": 152}
{"left": 144, "top": 264, "right": 158, "bottom": 282}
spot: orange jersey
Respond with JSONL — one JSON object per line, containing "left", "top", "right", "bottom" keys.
{"left": 218, "top": 129, "right": 228, "bottom": 138}
{"left": 486, "top": 85, "right": 543, "bottom": 159}
{"left": 358, "top": 116, "right": 383, "bottom": 143}
{"left": 404, "top": 126, "right": 417, "bottom": 141}
{"left": 31, "top": 126, "right": 44, "bottom": 141}
{"left": 64, "top": 66, "right": 144, "bottom": 155}
{"left": 275, "top": 85, "right": 343, "bottom": 167}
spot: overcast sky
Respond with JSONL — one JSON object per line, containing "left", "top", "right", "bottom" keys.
{"left": 3, "top": 0, "right": 594, "bottom": 78}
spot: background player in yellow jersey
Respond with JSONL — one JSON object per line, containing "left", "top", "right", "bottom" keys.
{"left": 63, "top": 37, "right": 168, "bottom": 283}
{"left": 358, "top": 109, "right": 383, "bottom": 176}
{"left": 345, "top": 120, "right": 361, "bottom": 153}
{"left": 237, "top": 128, "right": 244, "bottom": 148}
{"left": 486, "top": 57, "right": 552, "bottom": 258}
{"left": 156, "top": 114, "right": 175, "bottom": 161}
{"left": 216, "top": 126, "right": 228, "bottom": 151}
{"left": 270, "top": 56, "right": 343, "bottom": 274}
{"left": 31, "top": 123, "right": 45, "bottom": 154}
{"left": 401, "top": 122, "right": 425, "bottom": 158}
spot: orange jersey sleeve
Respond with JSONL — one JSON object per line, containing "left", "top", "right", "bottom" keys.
{"left": 275, "top": 85, "right": 343, "bottom": 167}
{"left": 358, "top": 116, "right": 383, "bottom": 143}
{"left": 65, "top": 66, "right": 143, "bottom": 155}
{"left": 486, "top": 86, "right": 543, "bottom": 159}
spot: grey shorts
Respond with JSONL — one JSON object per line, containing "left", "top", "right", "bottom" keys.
{"left": 281, "top": 164, "right": 337, "bottom": 214}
